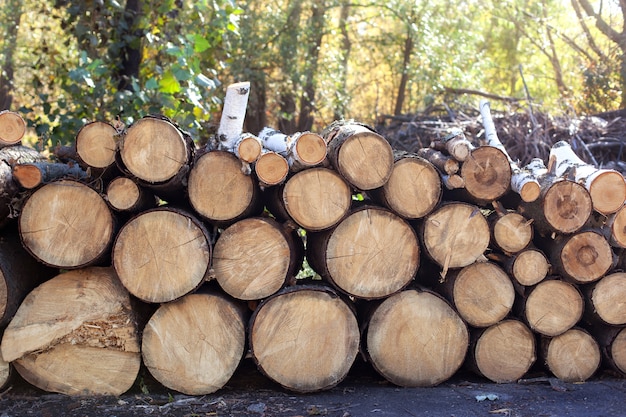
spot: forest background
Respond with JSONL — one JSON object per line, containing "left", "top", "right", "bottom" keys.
{"left": 0, "top": 0, "right": 624, "bottom": 148}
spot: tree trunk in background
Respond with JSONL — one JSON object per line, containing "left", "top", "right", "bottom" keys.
{"left": 277, "top": 0, "right": 302, "bottom": 134}
{"left": 0, "top": 0, "right": 22, "bottom": 110}
{"left": 115, "top": 0, "right": 142, "bottom": 91}
{"left": 333, "top": 0, "right": 351, "bottom": 120}
{"left": 393, "top": 32, "right": 414, "bottom": 116}
{"left": 297, "top": 0, "right": 326, "bottom": 132}
{"left": 245, "top": 75, "right": 268, "bottom": 135}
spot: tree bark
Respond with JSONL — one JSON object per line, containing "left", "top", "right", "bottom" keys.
{"left": 187, "top": 150, "right": 263, "bottom": 226}
{"left": 212, "top": 217, "right": 303, "bottom": 301}
{"left": 0, "top": 267, "right": 141, "bottom": 396}
{"left": 541, "top": 328, "right": 600, "bottom": 382}
{"left": 249, "top": 284, "right": 359, "bottom": 393}
{"left": 141, "top": 287, "right": 248, "bottom": 395}
{"left": 19, "top": 179, "right": 115, "bottom": 269}
{"left": 307, "top": 206, "right": 420, "bottom": 299}
{"left": 112, "top": 207, "right": 211, "bottom": 303}
{"left": 12, "top": 162, "right": 87, "bottom": 189}
{"left": 364, "top": 288, "right": 468, "bottom": 387}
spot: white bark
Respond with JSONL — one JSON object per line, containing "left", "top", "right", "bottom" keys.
{"left": 217, "top": 82, "right": 251, "bottom": 150}
{"left": 440, "top": 128, "right": 474, "bottom": 162}
{"left": 258, "top": 127, "right": 326, "bottom": 170}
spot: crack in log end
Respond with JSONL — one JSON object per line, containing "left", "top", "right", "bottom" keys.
{"left": 55, "top": 313, "right": 139, "bottom": 353}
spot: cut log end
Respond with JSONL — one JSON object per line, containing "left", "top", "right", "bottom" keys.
{"left": 235, "top": 135, "right": 262, "bottom": 163}
{"left": 543, "top": 180, "right": 592, "bottom": 234}
{"left": 250, "top": 287, "right": 360, "bottom": 393}
{"left": 525, "top": 279, "right": 583, "bottom": 337}
{"left": 589, "top": 170, "right": 626, "bottom": 215}
{"left": 366, "top": 290, "right": 468, "bottom": 387}
{"left": 461, "top": 146, "right": 511, "bottom": 202}
{"left": 519, "top": 181, "right": 541, "bottom": 203}
{"left": 611, "top": 328, "right": 626, "bottom": 375}
{"left": 12, "top": 164, "right": 42, "bottom": 189}
{"left": 255, "top": 151, "right": 289, "bottom": 186}
{"left": 511, "top": 249, "right": 549, "bottom": 286}
{"left": 559, "top": 231, "right": 613, "bottom": 284}
{"left": 142, "top": 292, "right": 247, "bottom": 395}
{"left": 544, "top": 328, "right": 600, "bottom": 382}
{"left": 590, "top": 273, "right": 626, "bottom": 325}
{"left": 492, "top": 212, "right": 533, "bottom": 254}
{"left": 293, "top": 132, "right": 327, "bottom": 166}
{"left": 473, "top": 320, "right": 536, "bottom": 383}
{"left": 0, "top": 111, "right": 26, "bottom": 145}
{"left": 107, "top": 177, "right": 147, "bottom": 211}
{"left": 609, "top": 205, "right": 626, "bottom": 247}
{"left": 76, "top": 121, "right": 118, "bottom": 169}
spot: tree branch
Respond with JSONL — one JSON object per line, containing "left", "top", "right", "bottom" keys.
{"left": 574, "top": 0, "right": 623, "bottom": 44}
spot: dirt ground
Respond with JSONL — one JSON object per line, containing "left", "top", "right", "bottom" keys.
{"left": 2, "top": 358, "right": 626, "bottom": 417}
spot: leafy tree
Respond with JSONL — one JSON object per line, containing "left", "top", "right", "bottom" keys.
{"left": 0, "top": 0, "right": 23, "bottom": 110}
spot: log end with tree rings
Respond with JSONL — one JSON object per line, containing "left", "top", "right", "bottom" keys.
{"left": 312, "top": 207, "right": 420, "bottom": 299}
{"left": 524, "top": 279, "right": 583, "bottom": 337}
{"left": 106, "top": 177, "right": 157, "bottom": 212}
{"left": 0, "top": 267, "right": 141, "bottom": 396}
{"left": 492, "top": 212, "right": 533, "bottom": 254}
{"left": 610, "top": 328, "right": 626, "bottom": 375}
{"left": 380, "top": 155, "right": 441, "bottom": 219}
{"left": 588, "top": 170, "right": 626, "bottom": 215}
{"left": 0, "top": 348, "right": 10, "bottom": 391}
{"left": 543, "top": 328, "right": 601, "bottom": 383}
{"left": 112, "top": 208, "right": 211, "bottom": 303}
{"left": 422, "top": 202, "right": 490, "bottom": 270}
{"left": 519, "top": 181, "right": 541, "bottom": 203}
{"left": 19, "top": 179, "right": 115, "bottom": 269}
{"left": 142, "top": 292, "right": 247, "bottom": 395}
{"left": 235, "top": 134, "right": 262, "bottom": 163}
{"left": 609, "top": 204, "right": 626, "bottom": 247}
{"left": 326, "top": 125, "right": 394, "bottom": 191}
{"left": 213, "top": 217, "right": 299, "bottom": 300}
{"left": 542, "top": 180, "right": 592, "bottom": 234}
{"left": 75, "top": 121, "right": 118, "bottom": 169}
{"left": 365, "top": 289, "right": 468, "bottom": 387}
{"left": 188, "top": 150, "right": 261, "bottom": 224}
{"left": 452, "top": 262, "right": 514, "bottom": 328}
{"left": 590, "top": 273, "right": 626, "bottom": 325}
{"left": 558, "top": 231, "right": 613, "bottom": 284}
{"left": 282, "top": 167, "right": 351, "bottom": 231}
{"left": 249, "top": 286, "right": 360, "bottom": 393}
{"left": 510, "top": 249, "right": 550, "bottom": 286}
{"left": 255, "top": 151, "right": 289, "bottom": 186}
{"left": 461, "top": 146, "right": 511, "bottom": 203}
{"left": 120, "top": 117, "right": 190, "bottom": 183}
{"left": 472, "top": 320, "right": 536, "bottom": 383}
{"left": 292, "top": 132, "right": 327, "bottom": 166}
{"left": 0, "top": 110, "right": 26, "bottom": 145}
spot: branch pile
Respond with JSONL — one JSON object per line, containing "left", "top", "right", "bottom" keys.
{"left": 0, "top": 90, "right": 626, "bottom": 397}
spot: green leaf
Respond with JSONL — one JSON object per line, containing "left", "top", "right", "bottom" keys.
{"left": 193, "top": 35, "right": 211, "bottom": 53}
{"left": 159, "top": 71, "right": 181, "bottom": 94}
{"left": 145, "top": 78, "right": 159, "bottom": 90}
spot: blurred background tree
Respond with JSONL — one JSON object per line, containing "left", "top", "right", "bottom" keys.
{"left": 0, "top": 0, "right": 623, "bottom": 146}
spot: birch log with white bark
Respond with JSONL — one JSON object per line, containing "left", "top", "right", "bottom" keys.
{"left": 258, "top": 127, "right": 327, "bottom": 171}
{"left": 216, "top": 82, "right": 251, "bottom": 150}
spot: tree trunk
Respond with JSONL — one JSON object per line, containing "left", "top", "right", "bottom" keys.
{"left": 249, "top": 284, "right": 359, "bottom": 393}
{"left": 112, "top": 207, "right": 212, "bottom": 303}
{"left": 141, "top": 287, "right": 248, "bottom": 395}
{"left": 322, "top": 121, "right": 394, "bottom": 190}
{"left": 547, "top": 230, "right": 614, "bottom": 284}
{"left": 187, "top": 150, "right": 263, "bottom": 226}
{"left": 232, "top": 133, "right": 262, "bottom": 164}
{"left": 468, "top": 319, "right": 536, "bottom": 383}
{"left": 115, "top": 0, "right": 142, "bottom": 92}
{"left": 19, "top": 179, "right": 115, "bottom": 269}
{"left": 364, "top": 288, "right": 468, "bottom": 387}
{"left": 0, "top": 111, "right": 26, "bottom": 147}
{"left": 368, "top": 151, "right": 441, "bottom": 220}
{"left": 430, "top": 129, "right": 474, "bottom": 162}
{"left": 421, "top": 202, "right": 490, "bottom": 273}
{"left": 265, "top": 167, "right": 351, "bottom": 232}
{"left": 12, "top": 162, "right": 87, "bottom": 189}
{"left": 212, "top": 217, "right": 303, "bottom": 301}
{"left": 118, "top": 115, "right": 194, "bottom": 202}
{"left": 541, "top": 328, "right": 600, "bottom": 382}
{"left": 0, "top": 224, "right": 56, "bottom": 328}
{"left": 0, "top": 267, "right": 141, "bottom": 396}
{"left": 393, "top": 32, "right": 414, "bottom": 116}
{"left": 0, "top": 0, "right": 22, "bottom": 110}
{"left": 105, "top": 176, "right": 158, "bottom": 213}
{"left": 522, "top": 278, "right": 584, "bottom": 337}
{"left": 307, "top": 206, "right": 420, "bottom": 299}
{"left": 438, "top": 262, "right": 515, "bottom": 328}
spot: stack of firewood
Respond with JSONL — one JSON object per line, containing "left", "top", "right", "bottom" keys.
{"left": 1, "top": 85, "right": 626, "bottom": 397}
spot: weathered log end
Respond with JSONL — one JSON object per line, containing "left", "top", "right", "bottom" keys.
{"left": 524, "top": 279, "right": 583, "bottom": 337}
{"left": 588, "top": 170, "right": 626, "bottom": 215}
{"left": 543, "top": 328, "right": 600, "bottom": 382}
{"left": 461, "top": 146, "right": 511, "bottom": 203}
{"left": 75, "top": 121, "right": 119, "bottom": 169}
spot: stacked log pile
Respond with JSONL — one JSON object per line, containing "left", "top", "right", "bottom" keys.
{"left": 1, "top": 89, "right": 626, "bottom": 396}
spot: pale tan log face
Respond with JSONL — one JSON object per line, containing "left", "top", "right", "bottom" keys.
{"left": 213, "top": 218, "right": 290, "bottom": 300}
{"left": 121, "top": 117, "right": 188, "bottom": 183}
{"left": 588, "top": 171, "right": 626, "bottom": 215}
{"left": 543, "top": 180, "right": 592, "bottom": 233}
{"left": 250, "top": 290, "right": 359, "bottom": 392}
{"left": 383, "top": 157, "right": 441, "bottom": 219}
{"left": 326, "top": 208, "right": 419, "bottom": 299}
{"left": 76, "top": 121, "right": 118, "bottom": 168}
{"left": 19, "top": 180, "right": 114, "bottom": 268}
{"left": 337, "top": 133, "right": 393, "bottom": 190}
{"left": 493, "top": 212, "right": 533, "bottom": 253}
{"left": 611, "top": 328, "right": 626, "bottom": 374}
{"left": 0, "top": 111, "right": 26, "bottom": 144}
{"left": 512, "top": 249, "right": 549, "bottom": 286}
{"left": 142, "top": 293, "right": 246, "bottom": 395}
{"left": 525, "top": 280, "right": 583, "bottom": 337}
{"left": 592, "top": 273, "right": 626, "bottom": 325}
{"left": 188, "top": 151, "right": 255, "bottom": 222}
{"left": 546, "top": 329, "right": 600, "bottom": 382}
{"left": 367, "top": 290, "right": 468, "bottom": 387}
{"left": 475, "top": 320, "right": 536, "bottom": 383}
{"left": 461, "top": 146, "right": 511, "bottom": 201}
{"left": 113, "top": 210, "right": 211, "bottom": 303}
{"left": 107, "top": 177, "right": 140, "bottom": 210}
{"left": 560, "top": 231, "right": 613, "bottom": 283}
{"left": 0, "top": 270, "right": 6, "bottom": 319}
